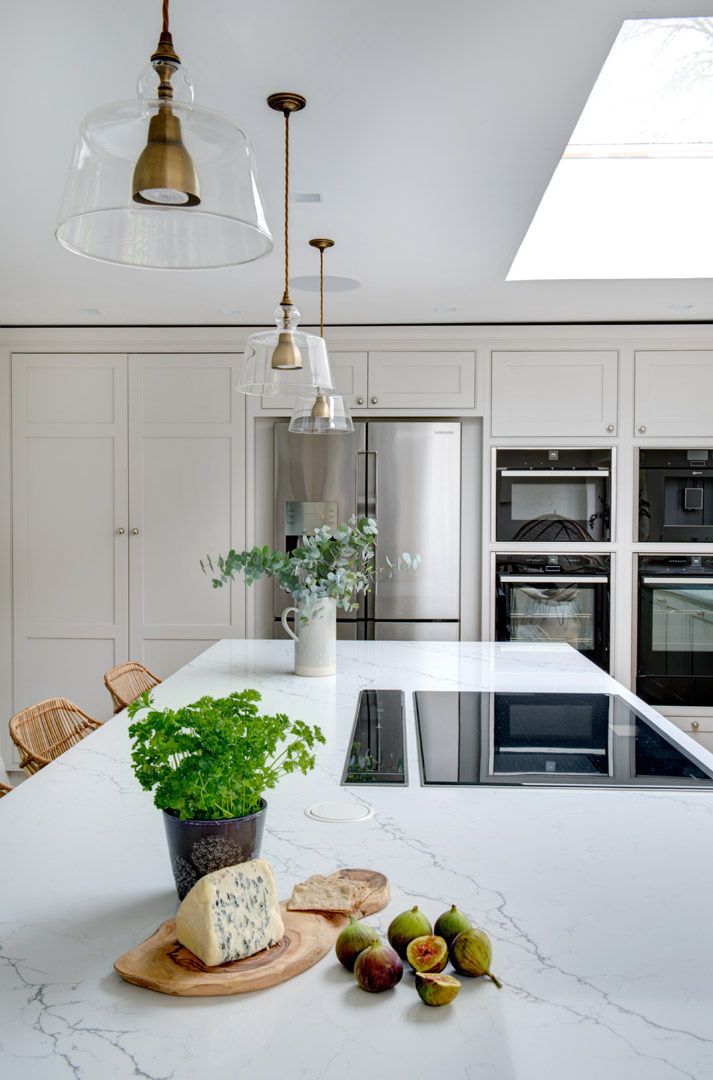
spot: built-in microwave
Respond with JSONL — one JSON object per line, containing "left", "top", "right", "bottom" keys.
{"left": 494, "top": 448, "right": 612, "bottom": 542}
{"left": 639, "top": 448, "right": 713, "bottom": 543}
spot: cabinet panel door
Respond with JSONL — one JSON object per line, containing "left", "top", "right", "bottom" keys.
{"left": 368, "top": 352, "right": 476, "bottom": 409}
{"left": 12, "top": 354, "right": 128, "bottom": 723}
{"left": 128, "top": 355, "right": 245, "bottom": 676}
{"left": 635, "top": 351, "right": 713, "bottom": 437}
{"left": 260, "top": 352, "right": 368, "bottom": 410}
{"left": 491, "top": 351, "right": 618, "bottom": 436}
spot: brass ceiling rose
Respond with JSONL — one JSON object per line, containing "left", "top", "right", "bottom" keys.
{"left": 267, "top": 92, "right": 307, "bottom": 115}
{"left": 309, "top": 238, "right": 335, "bottom": 251}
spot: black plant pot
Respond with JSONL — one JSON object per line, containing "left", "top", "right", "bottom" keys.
{"left": 162, "top": 798, "right": 267, "bottom": 900}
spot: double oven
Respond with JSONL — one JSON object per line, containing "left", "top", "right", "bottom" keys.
{"left": 494, "top": 448, "right": 612, "bottom": 671}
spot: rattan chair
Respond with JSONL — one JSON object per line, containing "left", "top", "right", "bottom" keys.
{"left": 9, "top": 698, "right": 102, "bottom": 775}
{"left": 104, "top": 662, "right": 161, "bottom": 714}
{"left": 0, "top": 780, "right": 12, "bottom": 797}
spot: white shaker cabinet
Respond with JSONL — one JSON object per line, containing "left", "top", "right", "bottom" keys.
{"left": 367, "top": 351, "right": 476, "bottom": 409}
{"left": 128, "top": 354, "right": 246, "bottom": 674}
{"left": 260, "top": 352, "right": 368, "bottom": 410}
{"left": 635, "top": 351, "right": 713, "bottom": 437}
{"left": 11, "top": 352, "right": 245, "bottom": 728}
{"left": 12, "top": 354, "right": 129, "bottom": 720}
{"left": 259, "top": 351, "right": 476, "bottom": 411}
{"left": 491, "top": 350, "right": 618, "bottom": 436}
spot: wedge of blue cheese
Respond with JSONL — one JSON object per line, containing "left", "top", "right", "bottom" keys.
{"left": 175, "top": 858, "right": 284, "bottom": 967}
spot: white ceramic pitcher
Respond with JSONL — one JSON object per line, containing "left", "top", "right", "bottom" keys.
{"left": 280, "top": 597, "right": 337, "bottom": 676}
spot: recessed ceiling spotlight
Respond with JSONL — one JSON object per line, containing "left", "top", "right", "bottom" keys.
{"left": 669, "top": 303, "right": 694, "bottom": 310}
{"left": 79, "top": 307, "right": 103, "bottom": 316}
{"left": 434, "top": 306, "right": 457, "bottom": 313}
{"left": 292, "top": 193, "right": 323, "bottom": 203}
{"left": 220, "top": 307, "right": 242, "bottom": 315}
{"left": 290, "top": 274, "right": 361, "bottom": 293}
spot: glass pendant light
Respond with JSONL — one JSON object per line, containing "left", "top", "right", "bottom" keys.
{"left": 289, "top": 239, "right": 354, "bottom": 435}
{"left": 55, "top": 0, "right": 272, "bottom": 269}
{"left": 236, "top": 94, "right": 334, "bottom": 397}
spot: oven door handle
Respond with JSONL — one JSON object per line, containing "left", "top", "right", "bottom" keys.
{"left": 499, "top": 575, "right": 609, "bottom": 584}
{"left": 641, "top": 577, "right": 713, "bottom": 585}
{"left": 499, "top": 470, "right": 610, "bottom": 478}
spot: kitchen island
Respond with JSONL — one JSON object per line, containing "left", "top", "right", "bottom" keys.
{"left": 1, "top": 640, "right": 712, "bottom": 1080}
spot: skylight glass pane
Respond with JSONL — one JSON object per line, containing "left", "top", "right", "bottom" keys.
{"left": 508, "top": 18, "right": 713, "bottom": 280}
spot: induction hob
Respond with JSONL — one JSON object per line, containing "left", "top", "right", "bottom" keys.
{"left": 413, "top": 691, "right": 713, "bottom": 789}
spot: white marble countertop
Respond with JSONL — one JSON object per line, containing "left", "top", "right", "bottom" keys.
{"left": 1, "top": 640, "right": 713, "bottom": 1080}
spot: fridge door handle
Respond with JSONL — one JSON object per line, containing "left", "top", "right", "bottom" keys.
{"left": 357, "top": 450, "right": 378, "bottom": 519}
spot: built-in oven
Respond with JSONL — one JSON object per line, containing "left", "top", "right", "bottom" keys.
{"left": 494, "top": 448, "right": 612, "bottom": 542}
{"left": 495, "top": 554, "right": 610, "bottom": 670}
{"left": 639, "top": 448, "right": 713, "bottom": 543}
{"left": 637, "top": 556, "right": 713, "bottom": 706}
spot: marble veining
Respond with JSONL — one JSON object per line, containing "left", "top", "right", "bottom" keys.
{"left": 1, "top": 641, "right": 712, "bottom": 1080}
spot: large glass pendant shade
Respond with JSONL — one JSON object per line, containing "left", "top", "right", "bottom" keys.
{"left": 56, "top": 60, "right": 272, "bottom": 269}
{"left": 289, "top": 392, "right": 354, "bottom": 434}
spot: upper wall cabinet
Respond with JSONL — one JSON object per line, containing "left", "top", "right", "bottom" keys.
{"left": 491, "top": 350, "right": 618, "bottom": 437}
{"left": 261, "top": 352, "right": 368, "bottom": 410}
{"left": 367, "top": 352, "right": 476, "bottom": 409}
{"left": 635, "top": 351, "right": 713, "bottom": 437}
{"left": 260, "top": 351, "right": 476, "bottom": 411}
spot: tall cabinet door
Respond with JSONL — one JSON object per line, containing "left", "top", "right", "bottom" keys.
{"left": 128, "top": 354, "right": 246, "bottom": 675}
{"left": 12, "top": 354, "right": 129, "bottom": 722}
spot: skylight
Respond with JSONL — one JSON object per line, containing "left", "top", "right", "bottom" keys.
{"left": 508, "top": 17, "right": 713, "bottom": 280}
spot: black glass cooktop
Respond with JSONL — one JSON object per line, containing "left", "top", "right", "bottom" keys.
{"left": 413, "top": 691, "right": 713, "bottom": 789}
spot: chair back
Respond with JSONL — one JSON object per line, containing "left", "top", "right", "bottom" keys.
{"left": 0, "top": 780, "right": 12, "bottom": 797}
{"left": 104, "top": 662, "right": 161, "bottom": 713}
{"left": 9, "top": 697, "right": 101, "bottom": 775}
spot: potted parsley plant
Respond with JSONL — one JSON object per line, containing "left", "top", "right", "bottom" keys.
{"left": 127, "top": 688, "right": 325, "bottom": 899}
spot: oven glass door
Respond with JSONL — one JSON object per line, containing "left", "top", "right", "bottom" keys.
{"left": 498, "top": 576, "right": 609, "bottom": 670}
{"left": 639, "top": 579, "right": 713, "bottom": 673}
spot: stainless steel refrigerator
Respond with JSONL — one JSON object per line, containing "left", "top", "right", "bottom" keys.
{"left": 273, "top": 420, "right": 461, "bottom": 639}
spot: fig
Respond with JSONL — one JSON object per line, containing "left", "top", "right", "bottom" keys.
{"left": 335, "top": 915, "right": 380, "bottom": 971}
{"left": 415, "top": 972, "right": 461, "bottom": 1006}
{"left": 434, "top": 904, "right": 472, "bottom": 948}
{"left": 387, "top": 905, "right": 432, "bottom": 959}
{"left": 450, "top": 928, "right": 503, "bottom": 989}
{"left": 354, "top": 942, "right": 404, "bottom": 993}
{"left": 405, "top": 934, "right": 449, "bottom": 973}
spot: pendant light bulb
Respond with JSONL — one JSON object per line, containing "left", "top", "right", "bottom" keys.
{"left": 236, "top": 94, "right": 334, "bottom": 397}
{"left": 132, "top": 26, "right": 200, "bottom": 207}
{"left": 289, "top": 238, "right": 354, "bottom": 435}
{"left": 271, "top": 300, "right": 303, "bottom": 370}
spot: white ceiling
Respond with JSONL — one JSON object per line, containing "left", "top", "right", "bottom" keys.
{"left": 2, "top": 0, "right": 712, "bottom": 326}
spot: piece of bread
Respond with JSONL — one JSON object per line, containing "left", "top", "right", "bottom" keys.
{"left": 287, "top": 873, "right": 370, "bottom": 913}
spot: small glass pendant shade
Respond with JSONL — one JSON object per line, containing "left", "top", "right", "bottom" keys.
{"left": 237, "top": 304, "right": 334, "bottom": 396}
{"left": 288, "top": 391, "right": 354, "bottom": 434}
{"left": 56, "top": 61, "right": 272, "bottom": 269}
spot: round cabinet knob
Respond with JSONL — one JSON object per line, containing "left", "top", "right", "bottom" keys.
{"left": 115, "top": 527, "right": 125, "bottom": 535}
{"left": 356, "top": 397, "right": 365, "bottom": 405}
{"left": 691, "top": 720, "right": 700, "bottom": 731}
{"left": 130, "top": 528, "right": 140, "bottom": 536}
{"left": 371, "top": 396, "right": 379, "bottom": 405}
{"left": 638, "top": 425, "right": 647, "bottom": 433}
{"left": 606, "top": 424, "right": 615, "bottom": 433}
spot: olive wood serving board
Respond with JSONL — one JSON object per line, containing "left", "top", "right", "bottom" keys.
{"left": 115, "top": 868, "right": 388, "bottom": 997}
